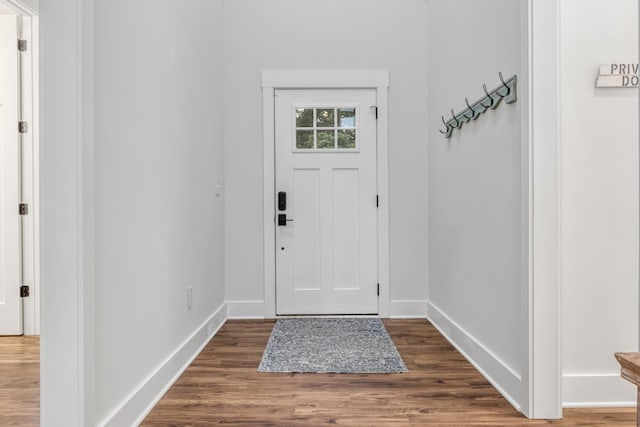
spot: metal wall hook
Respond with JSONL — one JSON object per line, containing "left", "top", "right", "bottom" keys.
{"left": 498, "top": 71, "right": 511, "bottom": 95}
{"left": 450, "top": 109, "right": 461, "bottom": 128}
{"left": 481, "top": 84, "right": 494, "bottom": 108}
{"left": 438, "top": 73, "right": 518, "bottom": 139}
{"left": 438, "top": 116, "right": 450, "bottom": 134}
{"left": 463, "top": 98, "right": 477, "bottom": 120}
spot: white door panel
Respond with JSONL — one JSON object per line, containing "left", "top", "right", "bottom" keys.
{"left": 332, "top": 168, "right": 360, "bottom": 289}
{"left": 275, "top": 89, "right": 378, "bottom": 315}
{"left": 0, "top": 15, "right": 22, "bottom": 335}
{"left": 292, "top": 168, "right": 321, "bottom": 290}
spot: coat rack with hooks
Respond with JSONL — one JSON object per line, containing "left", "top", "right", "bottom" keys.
{"left": 439, "top": 72, "right": 517, "bottom": 139}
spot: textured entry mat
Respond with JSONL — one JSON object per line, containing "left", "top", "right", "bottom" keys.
{"left": 258, "top": 318, "right": 408, "bottom": 373}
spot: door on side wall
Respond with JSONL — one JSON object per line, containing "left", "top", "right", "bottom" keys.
{"left": 275, "top": 89, "right": 378, "bottom": 315}
{"left": 0, "top": 15, "right": 22, "bottom": 335}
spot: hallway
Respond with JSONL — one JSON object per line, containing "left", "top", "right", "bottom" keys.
{"left": 0, "top": 322, "right": 635, "bottom": 425}
{"left": 21, "top": 0, "right": 640, "bottom": 422}
{"left": 142, "top": 320, "right": 634, "bottom": 426}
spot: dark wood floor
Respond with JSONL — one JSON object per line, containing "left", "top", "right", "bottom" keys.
{"left": 143, "top": 319, "right": 636, "bottom": 426}
{"left": 0, "top": 336, "right": 39, "bottom": 426}
{"left": 0, "top": 322, "right": 634, "bottom": 426}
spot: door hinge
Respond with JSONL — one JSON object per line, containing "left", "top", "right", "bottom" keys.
{"left": 376, "top": 195, "right": 379, "bottom": 208}
{"left": 19, "top": 203, "right": 28, "bottom": 215}
{"left": 18, "top": 39, "right": 27, "bottom": 52}
{"left": 371, "top": 106, "right": 378, "bottom": 119}
{"left": 19, "top": 121, "right": 28, "bottom": 134}
{"left": 377, "top": 283, "right": 380, "bottom": 296}
{"left": 20, "top": 285, "right": 30, "bottom": 298}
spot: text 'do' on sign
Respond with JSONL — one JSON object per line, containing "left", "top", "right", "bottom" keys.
{"left": 596, "top": 63, "right": 639, "bottom": 88}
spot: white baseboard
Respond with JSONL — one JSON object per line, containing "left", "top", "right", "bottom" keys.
{"left": 227, "top": 300, "right": 266, "bottom": 319}
{"left": 226, "top": 300, "right": 426, "bottom": 319}
{"left": 563, "top": 373, "right": 636, "bottom": 408}
{"left": 427, "top": 302, "right": 523, "bottom": 411}
{"left": 98, "top": 302, "right": 228, "bottom": 427}
{"left": 388, "top": 300, "right": 428, "bottom": 318}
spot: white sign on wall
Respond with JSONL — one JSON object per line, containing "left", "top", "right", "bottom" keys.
{"left": 596, "top": 63, "right": 639, "bottom": 88}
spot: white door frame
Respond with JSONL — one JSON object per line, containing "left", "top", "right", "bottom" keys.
{"left": 19, "top": 12, "right": 38, "bottom": 336}
{"left": 262, "top": 70, "right": 390, "bottom": 318}
{"left": 1, "top": 1, "right": 39, "bottom": 336}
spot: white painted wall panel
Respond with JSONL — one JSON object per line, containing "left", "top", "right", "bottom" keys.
{"left": 560, "top": 0, "right": 638, "bottom": 407}
{"left": 93, "top": 1, "right": 225, "bottom": 422}
{"left": 427, "top": 0, "right": 527, "bottom": 409}
{"left": 223, "top": 0, "right": 429, "bottom": 306}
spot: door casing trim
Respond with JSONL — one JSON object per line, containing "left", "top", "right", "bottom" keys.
{"left": 261, "top": 70, "right": 390, "bottom": 318}
{"left": 0, "top": 1, "right": 40, "bottom": 337}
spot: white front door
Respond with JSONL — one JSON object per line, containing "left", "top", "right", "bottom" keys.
{"left": 0, "top": 15, "right": 22, "bottom": 335}
{"left": 275, "top": 89, "right": 378, "bottom": 315}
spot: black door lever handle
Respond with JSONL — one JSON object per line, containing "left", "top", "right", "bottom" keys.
{"left": 278, "top": 214, "right": 294, "bottom": 226}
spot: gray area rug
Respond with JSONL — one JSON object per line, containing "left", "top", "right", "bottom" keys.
{"left": 258, "top": 318, "right": 408, "bottom": 373}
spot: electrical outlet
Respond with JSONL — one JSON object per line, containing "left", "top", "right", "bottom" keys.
{"left": 187, "top": 286, "right": 193, "bottom": 311}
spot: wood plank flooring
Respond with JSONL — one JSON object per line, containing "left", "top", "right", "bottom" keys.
{"left": 143, "top": 320, "right": 636, "bottom": 426}
{"left": 0, "top": 322, "right": 634, "bottom": 426}
{"left": 0, "top": 336, "right": 39, "bottom": 427}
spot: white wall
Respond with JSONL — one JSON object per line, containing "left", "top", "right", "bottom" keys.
{"left": 560, "top": 0, "right": 639, "bottom": 407}
{"left": 93, "top": 0, "right": 226, "bottom": 424}
{"left": 427, "top": 0, "right": 528, "bottom": 410}
{"left": 223, "top": 0, "right": 429, "bottom": 315}
{"left": 40, "top": 0, "right": 87, "bottom": 423}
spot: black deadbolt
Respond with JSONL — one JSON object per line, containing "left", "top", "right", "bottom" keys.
{"left": 278, "top": 191, "right": 287, "bottom": 211}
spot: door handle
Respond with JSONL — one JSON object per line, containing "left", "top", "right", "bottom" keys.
{"left": 278, "top": 214, "right": 294, "bottom": 226}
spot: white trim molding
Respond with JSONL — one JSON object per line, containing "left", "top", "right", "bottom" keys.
{"left": 98, "top": 303, "right": 228, "bottom": 427}
{"left": 262, "top": 70, "right": 389, "bottom": 90}
{"left": 261, "top": 70, "right": 391, "bottom": 318}
{"left": 3, "top": 0, "right": 37, "bottom": 15}
{"left": 562, "top": 374, "right": 636, "bottom": 408}
{"left": 19, "top": 15, "right": 39, "bottom": 336}
{"left": 527, "top": 0, "right": 562, "bottom": 419}
{"left": 428, "top": 302, "right": 523, "bottom": 411}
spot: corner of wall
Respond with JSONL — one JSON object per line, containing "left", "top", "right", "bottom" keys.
{"left": 427, "top": 302, "right": 524, "bottom": 411}
{"left": 388, "top": 300, "right": 428, "bottom": 318}
{"left": 227, "top": 300, "right": 266, "bottom": 319}
{"left": 97, "top": 302, "right": 228, "bottom": 427}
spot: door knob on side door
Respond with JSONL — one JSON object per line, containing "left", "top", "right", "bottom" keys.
{"left": 278, "top": 213, "right": 294, "bottom": 226}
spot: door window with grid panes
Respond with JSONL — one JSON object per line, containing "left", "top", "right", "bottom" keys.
{"left": 295, "top": 107, "right": 358, "bottom": 151}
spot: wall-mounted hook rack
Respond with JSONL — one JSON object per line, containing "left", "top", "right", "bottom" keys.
{"left": 440, "top": 72, "right": 517, "bottom": 139}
